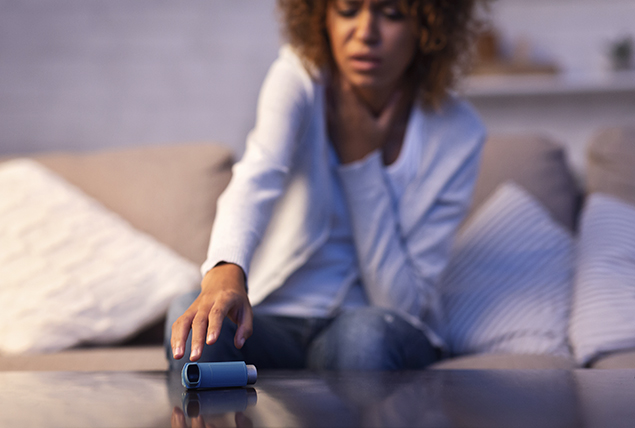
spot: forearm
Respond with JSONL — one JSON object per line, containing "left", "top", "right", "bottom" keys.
{"left": 202, "top": 155, "right": 288, "bottom": 278}
{"left": 201, "top": 47, "right": 311, "bottom": 278}
{"left": 337, "top": 151, "right": 436, "bottom": 317}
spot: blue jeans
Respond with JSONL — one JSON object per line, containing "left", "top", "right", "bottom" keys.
{"left": 165, "top": 291, "right": 439, "bottom": 372}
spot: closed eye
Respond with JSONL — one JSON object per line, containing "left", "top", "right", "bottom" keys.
{"left": 333, "top": 0, "right": 407, "bottom": 20}
{"left": 376, "top": 1, "right": 406, "bottom": 20}
{"left": 334, "top": 0, "right": 362, "bottom": 17}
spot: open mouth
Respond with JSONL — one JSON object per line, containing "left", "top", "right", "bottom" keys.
{"left": 349, "top": 54, "right": 382, "bottom": 71}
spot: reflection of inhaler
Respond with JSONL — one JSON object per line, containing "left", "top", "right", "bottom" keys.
{"left": 181, "top": 362, "right": 257, "bottom": 390}
{"left": 182, "top": 388, "right": 258, "bottom": 418}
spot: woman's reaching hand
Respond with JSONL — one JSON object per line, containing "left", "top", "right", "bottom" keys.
{"left": 170, "top": 263, "right": 253, "bottom": 361}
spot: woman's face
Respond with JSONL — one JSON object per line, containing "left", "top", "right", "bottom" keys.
{"left": 326, "top": 0, "right": 419, "bottom": 97}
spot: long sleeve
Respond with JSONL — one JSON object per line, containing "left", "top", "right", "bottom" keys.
{"left": 201, "top": 47, "right": 314, "bottom": 279}
{"left": 337, "top": 103, "right": 485, "bottom": 330}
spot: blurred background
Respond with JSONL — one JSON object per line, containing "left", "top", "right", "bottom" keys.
{"left": 0, "top": 0, "right": 634, "bottom": 180}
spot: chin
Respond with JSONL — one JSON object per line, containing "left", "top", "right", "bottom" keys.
{"left": 344, "top": 68, "right": 398, "bottom": 90}
{"left": 347, "top": 75, "right": 386, "bottom": 91}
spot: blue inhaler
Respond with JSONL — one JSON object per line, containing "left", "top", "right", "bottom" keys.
{"left": 182, "top": 388, "right": 257, "bottom": 417}
{"left": 181, "top": 362, "right": 257, "bottom": 390}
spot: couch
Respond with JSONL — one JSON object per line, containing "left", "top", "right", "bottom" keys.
{"left": 1, "top": 127, "right": 634, "bottom": 372}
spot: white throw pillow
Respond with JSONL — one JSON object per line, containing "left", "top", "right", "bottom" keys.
{"left": 0, "top": 159, "right": 201, "bottom": 354}
{"left": 569, "top": 193, "right": 635, "bottom": 365}
{"left": 441, "top": 182, "right": 574, "bottom": 357}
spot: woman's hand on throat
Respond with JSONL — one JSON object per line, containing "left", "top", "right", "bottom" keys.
{"left": 327, "top": 75, "right": 412, "bottom": 165}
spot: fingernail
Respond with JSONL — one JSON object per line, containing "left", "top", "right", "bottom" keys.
{"left": 173, "top": 346, "right": 182, "bottom": 357}
{"left": 238, "top": 337, "right": 245, "bottom": 347}
{"left": 207, "top": 332, "right": 215, "bottom": 344}
{"left": 191, "top": 348, "right": 200, "bottom": 359}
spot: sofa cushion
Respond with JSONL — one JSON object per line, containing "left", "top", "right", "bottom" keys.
{"left": 441, "top": 182, "right": 574, "bottom": 358}
{"left": 30, "top": 143, "right": 233, "bottom": 265}
{"left": 0, "top": 159, "right": 201, "bottom": 354}
{"left": 468, "top": 134, "right": 580, "bottom": 231}
{"left": 591, "top": 349, "right": 635, "bottom": 369}
{"left": 586, "top": 127, "right": 635, "bottom": 206}
{"left": 0, "top": 346, "right": 167, "bottom": 372}
{"left": 569, "top": 194, "right": 635, "bottom": 366}
{"left": 430, "top": 353, "right": 577, "bottom": 370}
{"left": 0, "top": 143, "right": 234, "bottom": 347}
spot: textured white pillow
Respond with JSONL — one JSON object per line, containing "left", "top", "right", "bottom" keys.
{"left": 441, "top": 182, "right": 574, "bottom": 357}
{"left": 569, "top": 193, "right": 635, "bottom": 365}
{"left": 0, "top": 159, "right": 201, "bottom": 354}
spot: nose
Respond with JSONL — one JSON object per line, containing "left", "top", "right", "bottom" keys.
{"left": 356, "top": 8, "right": 380, "bottom": 45}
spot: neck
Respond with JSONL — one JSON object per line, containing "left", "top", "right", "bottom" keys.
{"left": 354, "top": 84, "right": 396, "bottom": 116}
{"left": 353, "top": 74, "right": 415, "bottom": 116}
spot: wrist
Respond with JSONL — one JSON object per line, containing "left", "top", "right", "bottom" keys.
{"left": 213, "top": 262, "right": 245, "bottom": 277}
{"left": 202, "top": 262, "right": 247, "bottom": 293}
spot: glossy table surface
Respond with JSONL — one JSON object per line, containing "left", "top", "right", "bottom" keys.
{"left": 1, "top": 369, "right": 635, "bottom": 427}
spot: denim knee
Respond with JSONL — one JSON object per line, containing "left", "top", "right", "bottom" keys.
{"left": 308, "top": 307, "right": 406, "bottom": 370}
{"left": 197, "top": 317, "right": 243, "bottom": 363}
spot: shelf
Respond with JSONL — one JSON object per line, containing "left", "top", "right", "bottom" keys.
{"left": 463, "top": 70, "right": 635, "bottom": 98}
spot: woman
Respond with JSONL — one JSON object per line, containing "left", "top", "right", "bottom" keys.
{"left": 167, "top": 0, "right": 486, "bottom": 371}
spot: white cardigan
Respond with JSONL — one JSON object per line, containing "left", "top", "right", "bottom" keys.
{"left": 202, "top": 46, "right": 486, "bottom": 346}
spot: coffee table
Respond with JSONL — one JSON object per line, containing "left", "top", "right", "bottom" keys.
{"left": 1, "top": 369, "right": 634, "bottom": 427}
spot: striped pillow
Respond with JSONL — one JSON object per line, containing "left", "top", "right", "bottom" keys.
{"left": 441, "top": 182, "right": 574, "bottom": 357}
{"left": 569, "top": 194, "right": 635, "bottom": 365}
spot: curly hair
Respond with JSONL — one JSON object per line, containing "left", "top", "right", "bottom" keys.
{"left": 277, "top": 0, "right": 485, "bottom": 108}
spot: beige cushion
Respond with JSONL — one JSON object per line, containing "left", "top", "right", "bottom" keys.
{"left": 0, "top": 346, "right": 166, "bottom": 371}
{"left": 430, "top": 354, "right": 578, "bottom": 370}
{"left": 27, "top": 143, "right": 233, "bottom": 265}
{"left": 591, "top": 349, "right": 635, "bottom": 369}
{"left": 587, "top": 127, "right": 635, "bottom": 205}
{"left": 0, "top": 159, "right": 201, "bottom": 354}
{"left": 468, "top": 135, "right": 580, "bottom": 231}
{"left": 0, "top": 144, "right": 233, "bottom": 347}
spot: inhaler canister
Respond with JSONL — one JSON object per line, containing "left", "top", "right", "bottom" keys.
{"left": 181, "top": 361, "right": 257, "bottom": 390}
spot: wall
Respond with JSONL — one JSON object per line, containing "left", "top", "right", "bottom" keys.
{"left": 0, "top": 0, "right": 281, "bottom": 157}
{"left": 0, "top": 0, "right": 633, "bottom": 169}
{"left": 489, "top": 0, "right": 635, "bottom": 77}
{"left": 465, "top": 0, "right": 635, "bottom": 182}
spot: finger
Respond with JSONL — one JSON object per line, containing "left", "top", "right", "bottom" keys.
{"left": 337, "top": 77, "right": 374, "bottom": 112}
{"left": 190, "top": 415, "right": 209, "bottom": 428}
{"left": 377, "top": 88, "right": 404, "bottom": 129}
{"left": 171, "top": 311, "right": 196, "bottom": 360}
{"left": 206, "top": 298, "right": 231, "bottom": 346}
{"left": 234, "top": 304, "right": 254, "bottom": 349}
{"left": 338, "top": 77, "right": 364, "bottom": 109}
{"left": 192, "top": 414, "right": 215, "bottom": 428}
{"left": 190, "top": 306, "right": 212, "bottom": 361}
{"left": 235, "top": 412, "right": 254, "bottom": 428}
{"left": 171, "top": 406, "right": 187, "bottom": 428}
